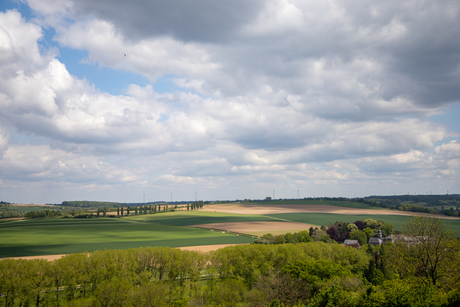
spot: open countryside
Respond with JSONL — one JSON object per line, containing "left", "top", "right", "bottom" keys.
{"left": 1, "top": 199, "right": 460, "bottom": 306}
{"left": 2, "top": 199, "right": 460, "bottom": 259}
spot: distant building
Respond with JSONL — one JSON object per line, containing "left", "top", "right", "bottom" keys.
{"left": 343, "top": 239, "right": 360, "bottom": 249}
{"left": 393, "top": 235, "right": 426, "bottom": 245}
{"left": 369, "top": 229, "right": 394, "bottom": 246}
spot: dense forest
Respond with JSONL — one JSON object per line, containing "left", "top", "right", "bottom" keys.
{"left": 1, "top": 216, "right": 459, "bottom": 307}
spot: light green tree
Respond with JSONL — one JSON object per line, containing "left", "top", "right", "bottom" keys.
{"left": 347, "top": 223, "right": 358, "bottom": 232}
{"left": 385, "top": 215, "right": 460, "bottom": 288}
{"left": 348, "top": 230, "right": 368, "bottom": 246}
{"left": 381, "top": 222, "right": 394, "bottom": 237}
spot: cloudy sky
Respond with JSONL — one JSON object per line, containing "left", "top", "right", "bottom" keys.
{"left": 0, "top": 0, "right": 459, "bottom": 204}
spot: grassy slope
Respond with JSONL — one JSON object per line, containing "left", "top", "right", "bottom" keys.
{"left": 266, "top": 212, "right": 460, "bottom": 236}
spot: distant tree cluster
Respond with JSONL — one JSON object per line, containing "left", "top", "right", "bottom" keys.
{"left": 61, "top": 201, "right": 124, "bottom": 208}
{"left": 0, "top": 210, "right": 21, "bottom": 219}
{"left": 115, "top": 204, "right": 173, "bottom": 217}
{"left": 23, "top": 209, "right": 62, "bottom": 219}
{"left": 358, "top": 195, "right": 460, "bottom": 217}
{"left": 187, "top": 201, "right": 204, "bottom": 211}
{"left": 256, "top": 230, "right": 313, "bottom": 244}
{"left": 0, "top": 203, "right": 17, "bottom": 219}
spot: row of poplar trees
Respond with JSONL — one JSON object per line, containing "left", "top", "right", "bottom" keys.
{"left": 114, "top": 204, "right": 170, "bottom": 217}
{"left": 187, "top": 201, "right": 204, "bottom": 211}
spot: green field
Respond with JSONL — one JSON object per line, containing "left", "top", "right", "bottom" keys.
{"left": 3, "top": 207, "right": 460, "bottom": 258}
{"left": 0, "top": 212, "right": 272, "bottom": 258}
{"left": 266, "top": 212, "right": 460, "bottom": 236}
{"left": 0, "top": 217, "right": 129, "bottom": 228}
{"left": 124, "top": 210, "right": 277, "bottom": 226}
{"left": 239, "top": 199, "right": 383, "bottom": 209}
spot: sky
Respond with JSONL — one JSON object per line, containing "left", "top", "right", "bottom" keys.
{"left": 0, "top": 0, "right": 459, "bottom": 204}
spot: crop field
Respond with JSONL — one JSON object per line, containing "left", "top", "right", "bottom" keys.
{"left": 240, "top": 199, "right": 380, "bottom": 209}
{"left": 3, "top": 205, "right": 459, "bottom": 259}
{"left": 124, "top": 210, "right": 277, "bottom": 226}
{"left": 266, "top": 212, "right": 460, "bottom": 236}
{"left": 0, "top": 214, "right": 257, "bottom": 258}
{"left": 0, "top": 217, "right": 129, "bottom": 228}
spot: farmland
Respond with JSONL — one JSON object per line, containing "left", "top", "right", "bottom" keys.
{"left": 0, "top": 215, "right": 256, "bottom": 258}
{"left": 123, "top": 210, "right": 276, "bottom": 226}
{"left": 2, "top": 200, "right": 460, "bottom": 259}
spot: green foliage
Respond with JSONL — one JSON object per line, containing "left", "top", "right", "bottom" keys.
{"left": 308, "top": 284, "right": 341, "bottom": 307}
{"left": 360, "top": 194, "right": 460, "bottom": 217}
{"left": 258, "top": 230, "right": 313, "bottom": 245}
{"left": 274, "top": 235, "right": 287, "bottom": 244}
{"left": 262, "top": 233, "right": 274, "bottom": 240}
{"left": 311, "top": 229, "right": 327, "bottom": 242}
{"left": 284, "top": 233, "right": 295, "bottom": 243}
{"left": 347, "top": 223, "right": 358, "bottom": 232}
{"left": 1, "top": 241, "right": 456, "bottom": 307}
{"left": 294, "top": 230, "right": 313, "bottom": 243}
{"left": 348, "top": 230, "right": 368, "bottom": 246}
{"left": 385, "top": 216, "right": 460, "bottom": 289}
{"left": 62, "top": 200, "right": 125, "bottom": 208}
{"left": 23, "top": 209, "right": 62, "bottom": 218}
{"left": 381, "top": 279, "right": 447, "bottom": 307}
{"left": 381, "top": 222, "right": 394, "bottom": 236}
{"left": 207, "top": 278, "right": 246, "bottom": 306}
{"left": 363, "top": 227, "right": 373, "bottom": 241}
{"left": 283, "top": 259, "right": 351, "bottom": 291}
{"left": 362, "top": 219, "right": 383, "bottom": 229}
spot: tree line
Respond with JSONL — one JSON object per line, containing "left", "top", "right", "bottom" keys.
{"left": 61, "top": 201, "right": 125, "bottom": 208}
{"left": 358, "top": 195, "right": 460, "bottom": 217}
{"left": 1, "top": 216, "right": 459, "bottom": 306}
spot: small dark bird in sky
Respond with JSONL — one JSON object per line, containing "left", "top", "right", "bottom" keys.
{"left": 123, "top": 53, "right": 126, "bottom": 57}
